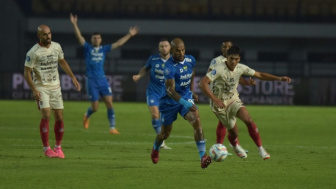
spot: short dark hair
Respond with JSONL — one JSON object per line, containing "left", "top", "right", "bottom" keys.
{"left": 227, "top": 46, "right": 241, "bottom": 56}
{"left": 92, "top": 32, "right": 101, "bottom": 36}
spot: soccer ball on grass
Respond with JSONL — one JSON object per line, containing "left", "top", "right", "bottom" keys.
{"left": 209, "top": 144, "right": 228, "bottom": 162}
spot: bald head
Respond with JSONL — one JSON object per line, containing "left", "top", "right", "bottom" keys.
{"left": 171, "top": 38, "right": 184, "bottom": 48}
{"left": 221, "top": 41, "right": 233, "bottom": 57}
{"left": 171, "top": 38, "right": 185, "bottom": 61}
{"left": 37, "top": 25, "right": 52, "bottom": 46}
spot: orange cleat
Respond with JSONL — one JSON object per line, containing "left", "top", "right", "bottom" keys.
{"left": 109, "top": 128, "right": 120, "bottom": 134}
{"left": 83, "top": 114, "right": 90, "bottom": 129}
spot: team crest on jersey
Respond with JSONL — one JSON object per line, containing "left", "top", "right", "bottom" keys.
{"left": 183, "top": 66, "right": 187, "bottom": 70}
{"left": 211, "top": 70, "right": 216, "bottom": 75}
{"left": 180, "top": 69, "right": 183, "bottom": 73}
{"left": 26, "top": 56, "right": 30, "bottom": 62}
{"left": 155, "top": 64, "right": 160, "bottom": 68}
{"left": 164, "top": 68, "right": 171, "bottom": 75}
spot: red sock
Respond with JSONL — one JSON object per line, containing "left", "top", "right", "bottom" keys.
{"left": 216, "top": 121, "right": 226, "bottom": 144}
{"left": 39, "top": 119, "right": 49, "bottom": 147}
{"left": 54, "top": 120, "right": 64, "bottom": 146}
{"left": 247, "top": 122, "right": 262, "bottom": 147}
{"left": 228, "top": 132, "right": 238, "bottom": 147}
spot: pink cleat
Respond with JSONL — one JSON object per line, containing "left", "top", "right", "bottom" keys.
{"left": 54, "top": 147, "right": 65, "bottom": 159}
{"left": 44, "top": 147, "right": 57, "bottom": 158}
{"left": 201, "top": 155, "right": 212, "bottom": 169}
{"left": 151, "top": 148, "right": 159, "bottom": 164}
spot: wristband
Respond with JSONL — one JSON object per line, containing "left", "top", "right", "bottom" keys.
{"left": 178, "top": 98, "right": 193, "bottom": 109}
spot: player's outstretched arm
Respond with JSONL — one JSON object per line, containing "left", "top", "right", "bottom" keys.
{"left": 58, "top": 59, "right": 81, "bottom": 91}
{"left": 70, "top": 13, "right": 85, "bottom": 46}
{"left": 132, "top": 66, "right": 147, "bottom": 82}
{"left": 111, "top": 26, "right": 139, "bottom": 50}
{"left": 254, "top": 71, "right": 291, "bottom": 83}
{"left": 199, "top": 76, "right": 225, "bottom": 109}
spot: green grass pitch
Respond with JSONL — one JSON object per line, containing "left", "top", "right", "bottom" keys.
{"left": 0, "top": 100, "right": 335, "bottom": 189}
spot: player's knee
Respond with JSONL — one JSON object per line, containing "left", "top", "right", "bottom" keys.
{"left": 244, "top": 119, "right": 254, "bottom": 126}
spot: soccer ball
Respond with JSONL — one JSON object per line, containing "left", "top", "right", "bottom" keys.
{"left": 209, "top": 144, "right": 228, "bottom": 162}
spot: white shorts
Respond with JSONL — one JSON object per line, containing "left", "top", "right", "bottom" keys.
{"left": 211, "top": 97, "right": 244, "bottom": 129}
{"left": 36, "top": 86, "right": 64, "bottom": 110}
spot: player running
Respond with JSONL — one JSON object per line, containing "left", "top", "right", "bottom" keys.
{"left": 133, "top": 38, "right": 172, "bottom": 149}
{"left": 150, "top": 38, "right": 212, "bottom": 169}
{"left": 199, "top": 45, "right": 292, "bottom": 160}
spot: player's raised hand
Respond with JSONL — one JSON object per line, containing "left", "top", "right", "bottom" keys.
{"left": 129, "top": 26, "right": 139, "bottom": 37}
{"left": 132, "top": 75, "right": 141, "bottom": 82}
{"left": 70, "top": 13, "right": 77, "bottom": 24}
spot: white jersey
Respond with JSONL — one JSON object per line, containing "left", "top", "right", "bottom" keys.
{"left": 25, "top": 41, "right": 64, "bottom": 87}
{"left": 206, "top": 58, "right": 255, "bottom": 100}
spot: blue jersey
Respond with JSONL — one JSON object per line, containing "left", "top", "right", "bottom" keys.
{"left": 83, "top": 42, "right": 112, "bottom": 78}
{"left": 145, "top": 54, "right": 167, "bottom": 97}
{"left": 161, "top": 55, "right": 196, "bottom": 105}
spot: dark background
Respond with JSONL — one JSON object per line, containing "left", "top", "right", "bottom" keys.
{"left": 1, "top": 0, "right": 335, "bottom": 105}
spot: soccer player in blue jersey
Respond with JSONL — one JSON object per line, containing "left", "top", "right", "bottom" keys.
{"left": 150, "top": 38, "right": 212, "bottom": 169}
{"left": 133, "top": 39, "right": 172, "bottom": 149}
{"left": 70, "top": 13, "right": 139, "bottom": 134}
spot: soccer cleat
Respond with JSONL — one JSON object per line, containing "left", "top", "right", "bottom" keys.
{"left": 54, "top": 147, "right": 65, "bottom": 159}
{"left": 201, "top": 155, "right": 212, "bottom": 169}
{"left": 160, "top": 141, "right": 172, "bottom": 150}
{"left": 44, "top": 147, "right": 57, "bottom": 158}
{"left": 259, "top": 147, "right": 270, "bottom": 160}
{"left": 151, "top": 148, "right": 159, "bottom": 164}
{"left": 83, "top": 114, "right": 90, "bottom": 129}
{"left": 109, "top": 128, "right": 120, "bottom": 134}
{"left": 232, "top": 145, "right": 248, "bottom": 159}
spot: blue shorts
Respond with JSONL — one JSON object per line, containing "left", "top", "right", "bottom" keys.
{"left": 86, "top": 77, "right": 112, "bottom": 102}
{"left": 159, "top": 103, "right": 190, "bottom": 126}
{"left": 146, "top": 94, "right": 160, "bottom": 106}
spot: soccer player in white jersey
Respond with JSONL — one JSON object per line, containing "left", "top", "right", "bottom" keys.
{"left": 199, "top": 46, "right": 291, "bottom": 160}
{"left": 208, "top": 41, "right": 255, "bottom": 146}
{"left": 24, "top": 25, "right": 81, "bottom": 158}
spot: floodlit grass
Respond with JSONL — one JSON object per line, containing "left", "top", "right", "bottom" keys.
{"left": 0, "top": 100, "right": 335, "bottom": 189}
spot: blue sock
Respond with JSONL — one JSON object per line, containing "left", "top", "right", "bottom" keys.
{"left": 153, "top": 138, "right": 163, "bottom": 151}
{"left": 107, "top": 108, "right": 115, "bottom": 128}
{"left": 86, "top": 107, "right": 94, "bottom": 118}
{"left": 196, "top": 140, "right": 206, "bottom": 159}
{"left": 152, "top": 119, "right": 161, "bottom": 134}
